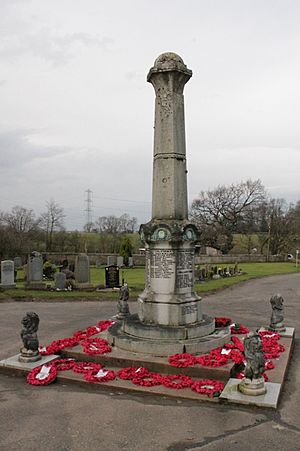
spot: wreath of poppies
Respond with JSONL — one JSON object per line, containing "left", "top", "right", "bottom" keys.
{"left": 117, "top": 367, "right": 149, "bottom": 380}
{"left": 162, "top": 374, "right": 193, "bottom": 389}
{"left": 50, "top": 358, "right": 75, "bottom": 371}
{"left": 27, "top": 364, "right": 58, "bottom": 386}
{"left": 230, "top": 323, "right": 250, "bottom": 334}
{"left": 72, "top": 361, "right": 102, "bottom": 374}
{"left": 132, "top": 372, "right": 164, "bottom": 387}
{"left": 196, "top": 348, "right": 229, "bottom": 367}
{"left": 215, "top": 317, "right": 232, "bottom": 328}
{"left": 84, "top": 368, "right": 116, "bottom": 383}
{"left": 81, "top": 337, "right": 112, "bottom": 355}
{"left": 38, "top": 319, "right": 115, "bottom": 356}
{"left": 97, "top": 320, "right": 115, "bottom": 331}
{"left": 191, "top": 379, "right": 224, "bottom": 397}
{"left": 168, "top": 353, "right": 197, "bottom": 368}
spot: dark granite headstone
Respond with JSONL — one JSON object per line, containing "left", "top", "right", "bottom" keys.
{"left": 105, "top": 265, "right": 120, "bottom": 288}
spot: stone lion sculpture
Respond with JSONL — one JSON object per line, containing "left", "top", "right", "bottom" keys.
{"left": 269, "top": 294, "right": 285, "bottom": 331}
{"left": 238, "top": 332, "right": 266, "bottom": 396}
{"left": 243, "top": 332, "right": 265, "bottom": 380}
{"left": 20, "top": 312, "right": 40, "bottom": 362}
{"left": 117, "top": 283, "right": 130, "bottom": 319}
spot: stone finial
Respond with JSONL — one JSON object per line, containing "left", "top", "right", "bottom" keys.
{"left": 238, "top": 332, "right": 266, "bottom": 396}
{"left": 147, "top": 52, "right": 192, "bottom": 89}
{"left": 19, "top": 312, "right": 41, "bottom": 363}
{"left": 269, "top": 293, "right": 285, "bottom": 332}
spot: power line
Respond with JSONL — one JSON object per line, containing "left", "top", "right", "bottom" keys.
{"left": 84, "top": 189, "right": 93, "bottom": 229}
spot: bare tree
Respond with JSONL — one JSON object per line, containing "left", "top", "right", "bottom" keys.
{"left": 190, "top": 180, "right": 266, "bottom": 253}
{"left": 40, "top": 199, "right": 65, "bottom": 251}
{"left": 94, "top": 213, "right": 138, "bottom": 253}
{"left": 258, "top": 198, "right": 298, "bottom": 257}
{"left": 0, "top": 206, "right": 40, "bottom": 257}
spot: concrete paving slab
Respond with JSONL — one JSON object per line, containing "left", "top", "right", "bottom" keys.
{"left": 220, "top": 378, "right": 281, "bottom": 408}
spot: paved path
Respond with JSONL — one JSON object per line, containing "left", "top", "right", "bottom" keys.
{"left": 0, "top": 274, "right": 299, "bottom": 451}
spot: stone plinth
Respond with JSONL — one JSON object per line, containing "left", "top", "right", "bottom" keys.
{"left": 108, "top": 318, "right": 230, "bottom": 356}
{"left": 139, "top": 221, "right": 204, "bottom": 327}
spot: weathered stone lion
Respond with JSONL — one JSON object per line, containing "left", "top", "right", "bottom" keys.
{"left": 269, "top": 293, "right": 285, "bottom": 331}
{"left": 243, "top": 332, "right": 265, "bottom": 380}
{"left": 20, "top": 311, "right": 40, "bottom": 352}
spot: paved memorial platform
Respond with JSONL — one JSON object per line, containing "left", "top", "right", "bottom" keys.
{"left": 0, "top": 325, "right": 294, "bottom": 408}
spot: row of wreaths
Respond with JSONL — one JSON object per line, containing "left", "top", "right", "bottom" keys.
{"left": 27, "top": 317, "right": 285, "bottom": 397}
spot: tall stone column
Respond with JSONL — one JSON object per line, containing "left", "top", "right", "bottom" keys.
{"left": 138, "top": 53, "right": 206, "bottom": 327}
{"left": 149, "top": 53, "right": 191, "bottom": 220}
{"left": 108, "top": 53, "right": 229, "bottom": 356}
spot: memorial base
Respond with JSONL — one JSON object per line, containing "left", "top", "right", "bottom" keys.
{"left": 107, "top": 314, "right": 231, "bottom": 356}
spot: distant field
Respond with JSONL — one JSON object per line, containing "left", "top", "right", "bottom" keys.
{"left": 0, "top": 262, "right": 298, "bottom": 300}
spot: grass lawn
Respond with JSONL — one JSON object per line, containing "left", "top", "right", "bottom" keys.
{"left": 0, "top": 262, "right": 299, "bottom": 300}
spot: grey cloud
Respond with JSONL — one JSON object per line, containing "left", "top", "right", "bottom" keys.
{"left": 0, "top": 129, "right": 72, "bottom": 171}
{"left": 0, "top": 28, "right": 114, "bottom": 66}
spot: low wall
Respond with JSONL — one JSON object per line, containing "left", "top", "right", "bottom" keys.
{"left": 44, "top": 252, "right": 284, "bottom": 266}
{"left": 45, "top": 252, "right": 146, "bottom": 266}
{"left": 195, "top": 254, "right": 284, "bottom": 264}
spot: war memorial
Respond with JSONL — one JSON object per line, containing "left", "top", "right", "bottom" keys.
{"left": 0, "top": 53, "right": 295, "bottom": 409}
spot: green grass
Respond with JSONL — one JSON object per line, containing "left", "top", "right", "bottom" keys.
{"left": 1, "top": 263, "right": 299, "bottom": 300}
{"left": 194, "top": 262, "right": 300, "bottom": 293}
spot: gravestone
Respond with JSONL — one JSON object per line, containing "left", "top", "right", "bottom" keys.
{"left": 26, "top": 255, "right": 45, "bottom": 289}
{"left": 14, "top": 257, "right": 22, "bottom": 269}
{"left": 117, "top": 256, "right": 124, "bottom": 267}
{"left": 128, "top": 257, "right": 133, "bottom": 268}
{"left": 105, "top": 265, "right": 120, "bottom": 288}
{"left": 107, "top": 255, "right": 116, "bottom": 266}
{"left": 74, "top": 254, "right": 93, "bottom": 289}
{"left": 1, "top": 260, "right": 16, "bottom": 288}
{"left": 75, "top": 254, "right": 90, "bottom": 283}
{"left": 95, "top": 258, "right": 101, "bottom": 269}
{"left": 55, "top": 272, "right": 66, "bottom": 290}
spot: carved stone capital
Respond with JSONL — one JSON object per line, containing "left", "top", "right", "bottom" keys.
{"left": 139, "top": 219, "right": 199, "bottom": 244}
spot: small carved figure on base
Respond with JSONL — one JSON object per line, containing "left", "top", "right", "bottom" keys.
{"left": 238, "top": 332, "right": 266, "bottom": 396}
{"left": 269, "top": 293, "right": 285, "bottom": 332}
{"left": 19, "top": 312, "right": 41, "bottom": 363}
{"left": 117, "top": 283, "right": 130, "bottom": 319}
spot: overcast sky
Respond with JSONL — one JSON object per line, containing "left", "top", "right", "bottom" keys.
{"left": 1, "top": 0, "right": 299, "bottom": 229}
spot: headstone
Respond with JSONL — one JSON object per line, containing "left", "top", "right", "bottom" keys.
{"left": 74, "top": 254, "right": 93, "bottom": 290}
{"left": 105, "top": 265, "right": 120, "bottom": 288}
{"left": 14, "top": 257, "right": 22, "bottom": 269}
{"left": 107, "top": 255, "right": 116, "bottom": 266}
{"left": 26, "top": 255, "right": 45, "bottom": 289}
{"left": 128, "top": 257, "right": 133, "bottom": 268}
{"left": 55, "top": 272, "right": 66, "bottom": 290}
{"left": 95, "top": 258, "right": 101, "bottom": 269}
{"left": 117, "top": 256, "right": 124, "bottom": 267}
{"left": 1, "top": 260, "right": 16, "bottom": 288}
{"left": 74, "top": 254, "right": 90, "bottom": 283}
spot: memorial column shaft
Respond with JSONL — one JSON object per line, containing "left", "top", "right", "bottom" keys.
{"left": 149, "top": 71, "right": 190, "bottom": 220}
